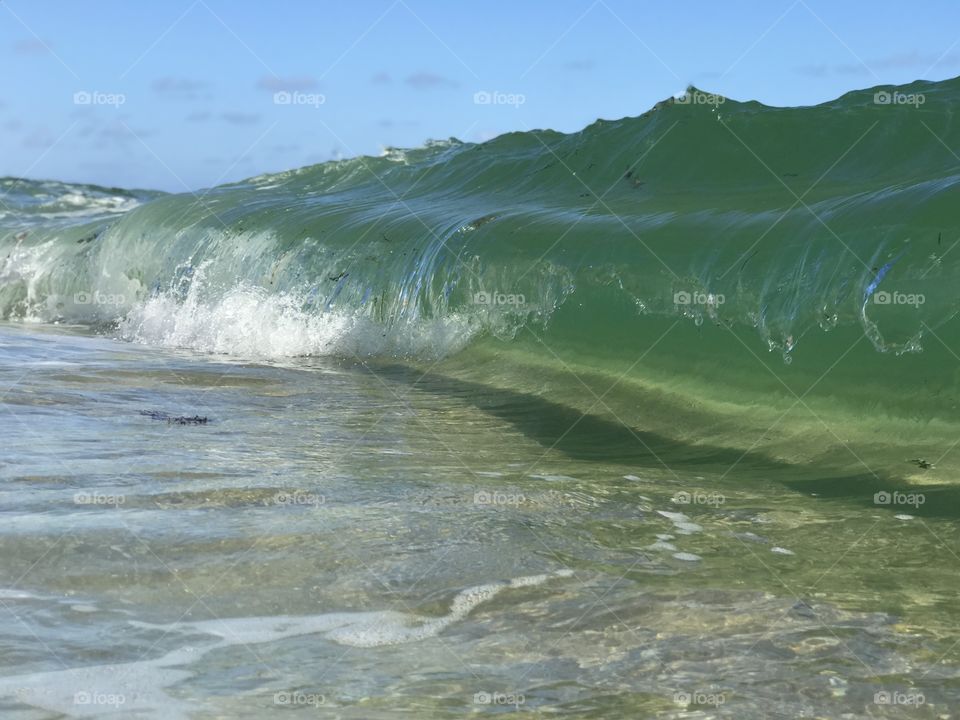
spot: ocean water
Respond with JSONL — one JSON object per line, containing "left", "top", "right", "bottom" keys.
{"left": 1, "top": 79, "right": 960, "bottom": 717}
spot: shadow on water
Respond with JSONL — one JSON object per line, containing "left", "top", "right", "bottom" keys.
{"left": 364, "top": 362, "right": 960, "bottom": 520}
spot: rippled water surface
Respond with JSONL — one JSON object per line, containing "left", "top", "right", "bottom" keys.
{"left": 0, "top": 323, "right": 957, "bottom": 718}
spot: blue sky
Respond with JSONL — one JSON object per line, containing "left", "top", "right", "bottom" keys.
{"left": 2, "top": 0, "right": 959, "bottom": 191}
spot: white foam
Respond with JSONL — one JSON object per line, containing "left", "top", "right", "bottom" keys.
{"left": 771, "top": 547, "right": 795, "bottom": 555}
{"left": 155, "top": 569, "right": 569, "bottom": 648}
{"left": 54, "top": 192, "right": 140, "bottom": 213}
{"left": 0, "top": 588, "right": 41, "bottom": 600}
{"left": 0, "top": 570, "right": 571, "bottom": 718}
{"left": 23, "top": 193, "right": 141, "bottom": 220}
{"left": 0, "top": 649, "right": 196, "bottom": 719}
{"left": 673, "top": 552, "right": 701, "bottom": 562}
{"left": 648, "top": 541, "right": 678, "bottom": 552}
{"left": 70, "top": 605, "right": 99, "bottom": 613}
{"left": 119, "top": 283, "right": 481, "bottom": 359}
{"left": 657, "top": 510, "right": 703, "bottom": 534}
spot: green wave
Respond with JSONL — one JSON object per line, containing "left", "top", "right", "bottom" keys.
{"left": 2, "top": 77, "right": 959, "bottom": 476}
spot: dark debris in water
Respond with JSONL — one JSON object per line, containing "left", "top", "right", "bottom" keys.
{"left": 623, "top": 169, "right": 645, "bottom": 189}
{"left": 468, "top": 213, "right": 498, "bottom": 229}
{"left": 76, "top": 230, "right": 101, "bottom": 244}
{"left": 139, "top": 410, "right": 209, "bottom": 425}
{"left": 908, "top": 458, "right": 934, "bottom": 469}
{"left": 789, "top": 599, "right": 818, "bottom": 620}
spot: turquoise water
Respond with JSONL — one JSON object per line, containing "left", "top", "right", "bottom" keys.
{"left": 2, "top": 78, "right": 960, "bottom": 717}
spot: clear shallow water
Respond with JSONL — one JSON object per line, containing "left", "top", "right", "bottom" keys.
{"left": 1, "top": 323, "right": 958, "bottom": 718}
{"left": 3, "top": 77, "right": 960, "bottom": 718}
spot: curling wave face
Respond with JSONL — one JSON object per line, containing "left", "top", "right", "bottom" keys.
{"left": 2, "top": 77, "right": 960, "bottom": 471}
